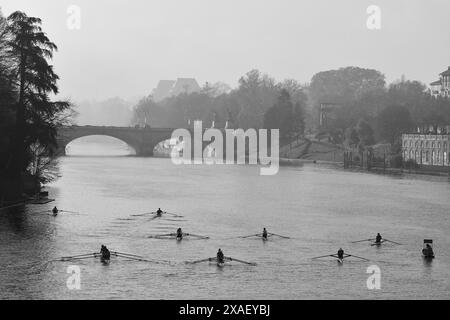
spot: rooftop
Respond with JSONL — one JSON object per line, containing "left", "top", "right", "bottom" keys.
{"left": 440, "top": 66, "right": 450, "bottom": 76}
{"left": 430, "top": 80, "right": 441, "bottom": 86}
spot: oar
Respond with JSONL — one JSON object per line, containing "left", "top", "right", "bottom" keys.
{"left": 60, "top": 210, "right": 79, "bottom": 214}
{"left": 311, "top": 254, "right": 334, "bottom": 259}
{"left": 60, "top": 254, "right": 99, "bottom": 261}
{"left": 148, "top": 233, "right": 175, "bottom": 238}
{"left": 61, "top": 252, "right": 98, "bottom": 259}
{"left": 131, "top": 212, "right": 152, "bottom": 217}
{"left": 110, "top": 251, "right": 143, "bottom": 258}
{"left": 351, "top": 238, "right": 374, "bottom": 243}
{"left": 268, "top": 232, "right": 290, "bottom": 239}
{"left": 225, "top": 257, "right": 257, "bottom": 266}
{"left": 240, "top": 234, "right": 260, "bottom": 238}
{"left": 185, "top": 233, "right": 209, "bottom": 239}
{"left": 112, "top": 253, "right": 170, "bottom": 264}
{"left": 164, "top": 212, "right": 184, "bottom": 217}
{"left": 347, "top": 254, "right": 369, "bottom": 261}
{"left": 384, "top": 239, "right": 402, "bottom": 245}
{"left": 186, "top": 258, "right": 214, "bottom": 264}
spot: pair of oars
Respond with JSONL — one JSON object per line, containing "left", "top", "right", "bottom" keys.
{"left": 110, "top": 251, "right": 171, "bottom": 264}
{"left": 240, "top": 232, "right": 290, "bottom": 239}
{"left": 353, "top": 238, "right": 402, "bottom": 245}
{"left": 187, "top": 256, "right": 256, "bottom": 266}
{"left": 57, "top": 251, "right": 170, "bottom": 264}
{"left": 312, "top": 253, "right": 369, "bottom": 261}
{"left": 36, "top": 209, "right": 81, "bottom": 215}
{"left": 133, "top": 211, "right": 184, "bottom": 218}
{"left": 148, "top": 233, "right": 209, "bottom": 240}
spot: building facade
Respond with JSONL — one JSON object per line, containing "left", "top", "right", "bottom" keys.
{"left": 152, "top": 78, "right": 201, "bottom": 102}
{"left": 402, "top": 132, "right": 450, "bottom": 166}
{"left": 429, "top": 66, "right": 450, "bottom": 98}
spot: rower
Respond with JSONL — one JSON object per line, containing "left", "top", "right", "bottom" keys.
{"left": 375, "top": 233, "right": 382, "bottom": 243}
{"left": 52, "top": 206, "right": 58, "bottom": 216}
{"left": 423, "top": 243, "right": 434, "bottom": 258}
{"left": 262, "top": 228, "right": 268, "bottom": 240}
{"left": 176, "top": 228, "right": 183, "bottom": 239}
{"left": 337, "top": 248, "right": 344, "bottom": 259}
{"left": 100, "top": 245, "right": 111, "bottom": 260}
{"left": 156, "top": 208, "right": 163, "bottom": 215}
{"left": 217, "top": 249, "right": 224, "bottom": 263}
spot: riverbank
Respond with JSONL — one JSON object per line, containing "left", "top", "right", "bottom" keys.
{"left": 279, "top": 138, "right": 450, "bottom": 178}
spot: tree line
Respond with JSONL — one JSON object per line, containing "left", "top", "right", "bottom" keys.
{"left": 132, "top": 66, "right": 450, "bottom": 156}
{"left": 0, "top": 10, "right": 72, "bottom": 202}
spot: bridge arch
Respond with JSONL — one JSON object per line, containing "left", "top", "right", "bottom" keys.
{"left": 56, "top": 126, "right": 176, "bottom": 157}
{"left": 65, "top": 135, "right": 137, "bottom": 156}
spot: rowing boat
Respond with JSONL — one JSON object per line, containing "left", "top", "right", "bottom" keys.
{"left": 187, "top": 256, "right": 256, "bottom": 266}
{"left": 148, "top": 232, "right": 209, "bottom": 241}
{"left": 312, "top": 253, "right": 369, "bottom": 263}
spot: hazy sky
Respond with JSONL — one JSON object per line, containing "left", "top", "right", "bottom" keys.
{"left": 1, "top": 0, "right": 449, "bottom": 101}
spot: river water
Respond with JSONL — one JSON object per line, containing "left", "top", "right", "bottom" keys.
{"left": 1, "top": 137, "right": 449, "bottom": 299}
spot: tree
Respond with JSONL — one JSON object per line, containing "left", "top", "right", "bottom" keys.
{"left": 263, "top": 89, "right": 294, "bottom": 141}
{"left": 292, "top": 101, "right": 306, "bottom": 138}
{"left": 310, "top": 67, "right": 386, "bottom": 105}
{"left": 376, "top": 105, "right": 413, "bottom": 144}
{"left": 5, "top": 11, "right": 72, "bottom": 195}
{"left": 345, "top": 127, "right": 359, "bottom": 149}
{"left": 235, "top": 69, "right": 278, "bottom": 129}
{"left": 0, "top": 8, "right": 17, "bottom": 200}
{"left": 309, "top": 66, "right": 386, "bottom": 134}
{"left": 356, "top": 119, "right": 375, "bottom": 146}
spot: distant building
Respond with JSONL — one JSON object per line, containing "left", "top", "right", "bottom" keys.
{"left": 402, "top": 125, "right": 450, "bottom": 166}
{"left": 429, "top": 66, "right": 450, "bottom": 98}
{"left": 152, "top": 80, "right": 176, "bottom": 102}
{"left": 152, "top": 78, "right": 201, "bottom": 102}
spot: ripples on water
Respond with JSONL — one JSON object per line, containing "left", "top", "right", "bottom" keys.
{"left": 0, "top": 139, "right": 449, "bottom": 299}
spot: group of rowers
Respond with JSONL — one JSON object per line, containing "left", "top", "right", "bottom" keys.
{"left": 336, "top": 233, "right": 385, "bottom": 260}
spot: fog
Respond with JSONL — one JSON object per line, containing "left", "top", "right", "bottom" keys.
{"left": 1, "top": 0, "right": 449, "bottom": 104}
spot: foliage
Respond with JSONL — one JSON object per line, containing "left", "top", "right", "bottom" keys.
{"left": 376, "top": 104, "right": 413, "bottom": 144}
{"left": 0, "top": 10, "right": 72, "bottom": 199}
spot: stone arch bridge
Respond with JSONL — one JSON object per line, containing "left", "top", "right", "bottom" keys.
{"left": 56, "top": 126, "right": 181, "bottom": 156}
{"left": 56, "top": 125, "right": 275, "bottom": 158}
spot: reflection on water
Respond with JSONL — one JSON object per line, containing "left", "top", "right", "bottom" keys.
{"left": 1, "top": 138, "right": 449, "bottom": 299}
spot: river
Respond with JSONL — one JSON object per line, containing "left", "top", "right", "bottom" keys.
{"left": 1, "top": 137, "right": 449, "bottom": 299}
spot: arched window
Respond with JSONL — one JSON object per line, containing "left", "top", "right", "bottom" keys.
{"left": 432, "top": 151, "right": 436, "bottom": 165}
{"left": 437, "top": 152, "right": 441, "bottom": 164}
{"left": 444, "top": 152, "right": 448, "bottom": 165}
{"left": 404, "top": 150, "right": 408, "bottom": 160}
{"left": 438, "top": 142, "right": 441, "bottom": 148}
